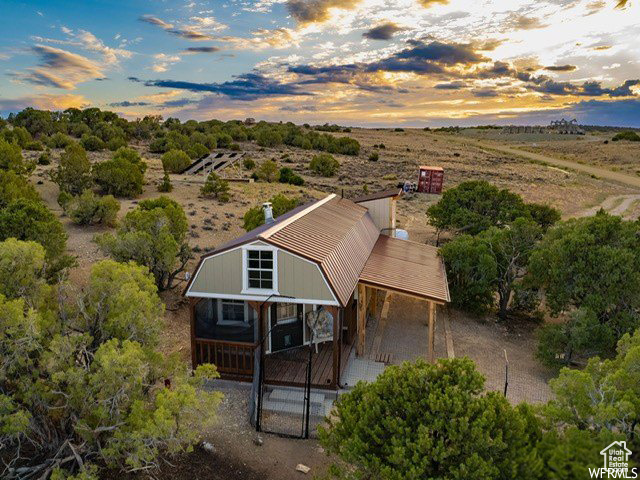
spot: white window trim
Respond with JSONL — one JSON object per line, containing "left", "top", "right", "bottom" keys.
{"left": 217, "top": 299, "right": 250, "bottom": 326}
{"left": 242, "top": 245, "right": 279, "bottom": 295}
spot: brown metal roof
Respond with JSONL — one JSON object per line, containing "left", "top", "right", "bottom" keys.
{"left": 262, "top": 195, "right": 380, "bottom": 306}
{"left": 359, "top": 235, "right": 450, "bottom": 304}
{"left": 352, "top": 189, "right": 402, "bottom": 204}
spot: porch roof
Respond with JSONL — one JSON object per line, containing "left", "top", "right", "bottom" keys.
{"left": 358, "top": 235, "right": 450, "bottom": 304}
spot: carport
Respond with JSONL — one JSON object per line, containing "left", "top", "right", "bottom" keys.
{"left": 356, "top": 234, "right": 451, "bottom": 362}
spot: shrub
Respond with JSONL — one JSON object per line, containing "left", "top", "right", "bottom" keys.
{"left": 200, "top": 172, "right": 230, "bottom": 202}
{"left": 106, "top": 136, "right": 128, "bottom": 151}
{"left": 96, "top": 196, "right": 191, "bottom": 290}
{"left": 0, "top": 258, "right": 221, "bottom": 478}
{"left": 256, "top": 129, "right": 283, "bottom": 148}
{"left": 51, "top": 142, "right": 92, "bottom": 195}
{"left": 37, "top": 150, "right": 51, "bottom": 165}
{"left": 81, "top": 134, "right": 106, "bottom": 151}
{"left": 328, "top": 136, "right": 360, "bottom": 155}
{"left": 279, "top": 167, "right": 304, "bottom": 186}
{"left": 47, "top": 132, "right": 74, "bottom": 148}
{"left": 427, "top": 180, "right": 559, "bottom": 237}
{"left": 0, "top": 137, "right": 32, "bottom": 175}
{"left": 113, "top": 146, "right": 147, "bottom": 173}
{"left": 68, "top": 189, "right": 120, "bottom": 226}
{"left": 368, "top": 152, "right": 379, "bottom": 162}
{"left": 157, "top": 172, "right": 173, "bottom": 192}
{"left": 243, "top": 194, "right": 299, "bottom": 231}
{"left": 162, "top": 149, "right": 191, "bottom": 173}
{"left": 187, "top": 142, "right": 209, "bottom": 159}
{"left": 255, "top": 159, "right": 280, "bottom": 182}
{"left": 0, "top": 198, "right": 68, "bottom": 260}
{"left": 230, "top": 143, "right": 241, "bottom": 151}
{"left": 0, "top": 169, "right": 40, "bottom": 208}
{"left": 310, "top": 153, "right": 339, "bottom": 177}
{"left": 25, "top": 140, "right": 44, "bottom": 151}
{"left": 529, "top": 212, "right": 640, "bottom": 366}
{"left": 612, "top": 130, "right": 640, "bottom": 142}
{"left": 319, "top": 358, "right": 542, "bottom": 480}
{"left": 92, "top": 157, "right": 144, "bottom": 197}
{"left": 216, "top": 132, "right": 233, "bottom": 148}
{"left": 243, "top": 157, "right": 256, "bottom": 170}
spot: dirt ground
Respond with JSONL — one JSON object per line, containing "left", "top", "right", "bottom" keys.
{"left": 24, "top": 127, "right": 637, "bottom": 479}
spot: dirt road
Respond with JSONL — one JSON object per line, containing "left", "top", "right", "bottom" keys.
{"left": 576, "top": 194, "right": 640, "bottom": 220}
{"left": 429, "top": 134, "right": 640, "bottom": 190}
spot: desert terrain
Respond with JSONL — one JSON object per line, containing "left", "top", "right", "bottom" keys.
{"left": 24, "top": 126, "right": 639, "bottom": 479}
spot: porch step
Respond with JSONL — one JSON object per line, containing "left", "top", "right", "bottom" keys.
{"left": 268, "top": 388, "right": 325, "bottom": 406}
{"left": 262, "top": 388, "right": 335, "bottom": 418}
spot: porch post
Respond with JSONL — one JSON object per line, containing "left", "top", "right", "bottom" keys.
{"left": 369, "top": 288, "right": 378, "bottom": 317}
{"left": 327, "top": 306, "right": 340, "bottom": 387}
{"left": 427, "top": 301, "right": 436, "bottom": 363}
{"left": 189, "top": 298, "right": 197, "bottom": 369}
{"left": 357, "top": 283, "right": 367, "bottom": 356}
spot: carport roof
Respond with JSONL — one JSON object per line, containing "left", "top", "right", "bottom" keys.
{"left": 358, "top": 234, "right": 450, "bottom": 304}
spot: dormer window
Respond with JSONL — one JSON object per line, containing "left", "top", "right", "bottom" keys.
{"left": 248, "top": 250, "right": 273, "bottom": 289}
{"left": 243, "top": 245, "right": 278, "bottom": 294}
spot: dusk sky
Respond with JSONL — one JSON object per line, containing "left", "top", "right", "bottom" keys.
{"left": 1, "top": 0, "right": 639, "bottom": 126}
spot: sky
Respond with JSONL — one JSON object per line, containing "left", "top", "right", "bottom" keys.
{"left": 1, "top": 0, "right": 639, "bottom": 127}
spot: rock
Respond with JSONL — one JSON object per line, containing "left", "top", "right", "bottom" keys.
{"left": 296, "top": 464, "right": 311, "bottom": 474}
{"left": 254, "top": 435, "right": 263, "bottom": 446}
{"left": 202, "top": 441, "right": 215, "bottom": 453}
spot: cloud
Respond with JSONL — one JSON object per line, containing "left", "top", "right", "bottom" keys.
{"left": 506, "top": 14, "right": 547, "bottom": 31}
{"left": 189, "top": 16, "right": 228, "bottom": 32}
{"left": 218, "top": 28, "right": 298, "bottom": 50}
{"left": 435, "top": 80, "right": 468, "bottom": 89}
{"left": 289, "top": 39, "right": 488, "bottom": 84}
{"left": 0, "top": 93, "right": 89, "bottom": 113}
{"left": 471, "top": 87, "right": 499, "bottom": 97}
{"left": 182, "top": 46, "right": 221, "bottom": 54}
{"left": 152, "top": 53, "right": 181, "bottom": 72}
{"left": 108, "top": 101, "right": 151, "bottom": 107}
{"left": 68, "top": 29, "right": 132, "bottom": 65}
{"left": 286, "top": 0, "right": 361, "bottom": 25}
{"left": 417, "top": 0, "right": 449, "bottom": 6}
{"left": 8, "top": 45, "right": 103, "bottom": 89}
{"left": 544, "top": 64, "right": 577, "bottom": 72}
{"left": 139, "top": 15, "right": 173, "bottom": 29}
{"left": 363, "top": 22, "right": 404, "bottom": 41}
{"left": 139, "top": 14, "right": 214, "bottom": 41}
{"left": 280, "top": 104, "right": 318, "bottom": 112}
{"left": 132, "top": 72, "right": 312, "bottom": 100}
{"left": 528, "top": 78, "right": 639, "bottom": 97}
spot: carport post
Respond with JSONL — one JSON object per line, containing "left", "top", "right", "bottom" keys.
{"left": 428, "top": 301, "right": 436, "bottom": 363}
{"left": 357, "top": 283, "right": 367, "bottom": 356}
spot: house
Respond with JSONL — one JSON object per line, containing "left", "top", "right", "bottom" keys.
{"left": 183, "top": 190, "right": 450, "bottom": 391}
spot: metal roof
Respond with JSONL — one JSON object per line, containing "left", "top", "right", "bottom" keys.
{"left": 359, "top": 234, "right": 450, "bottom": 304}
{"left": 262, "top": 194, "right": 380, "bottom": 306}
{"left": 351, "top": 189, "right": 402, "bottom": 204}
{"left": 185, "top": 192, "right": 450, "bottom": 307}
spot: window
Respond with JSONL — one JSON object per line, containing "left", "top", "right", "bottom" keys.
{"left": 219, "top": 300, "right": 246, "bottom": 325}
{"left": 276, "top": 303, "right": 298, "bottom": 325}
{"left": 247, "top": 249, "right": 274, "bottom": 290}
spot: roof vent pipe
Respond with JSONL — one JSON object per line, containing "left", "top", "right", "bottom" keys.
{"left": 263, "top": 202, "right": 274, "bottom": 224}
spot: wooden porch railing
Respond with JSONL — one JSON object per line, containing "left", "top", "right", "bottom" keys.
{"left": 194, "top": 338, "right": 256, "bottom": 376}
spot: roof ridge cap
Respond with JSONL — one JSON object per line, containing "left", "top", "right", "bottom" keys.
{"left": 259, "top": 193, "right": 336, "bottom": 239}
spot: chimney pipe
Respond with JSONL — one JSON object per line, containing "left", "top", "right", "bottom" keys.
{"left": 263, "top": 202, "right": 274, "bottom": 224}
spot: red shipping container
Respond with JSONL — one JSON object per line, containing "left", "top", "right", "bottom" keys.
{"left": 417, "top": 166, "right": 444, "bottom": 194}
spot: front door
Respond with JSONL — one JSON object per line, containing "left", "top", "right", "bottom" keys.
{"left": 270, "top": 303, "right": 304, "bottom": 352}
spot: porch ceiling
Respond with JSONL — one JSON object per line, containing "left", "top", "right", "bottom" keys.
{"left": 358, "top": 235, "right": 450, "bottom": 304}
